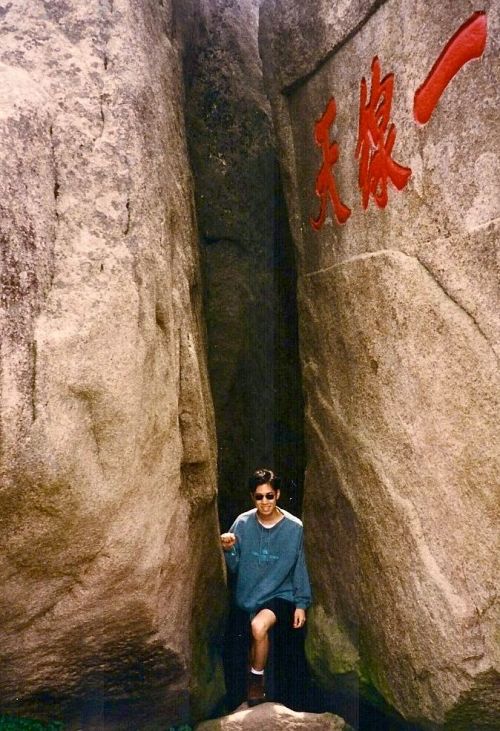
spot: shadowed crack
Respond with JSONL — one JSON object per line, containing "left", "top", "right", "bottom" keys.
{"left": 99, "top": 96, "right": 105, "bottom": 130}
{"left": 49, "top": 124, "right": 60, "bottom": 227}
{"left": 124, "top": 197, "right": 131, "bottom": 234}
{"left": 282, "top": 0, "right": 388, "bottom": 96}
{"left": 30, "top": 338, "right": 37, "bottom": 422}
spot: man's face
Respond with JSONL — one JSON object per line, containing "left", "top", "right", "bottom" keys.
{"left": 252, "top": 483, "right": 280, "bottom": 517}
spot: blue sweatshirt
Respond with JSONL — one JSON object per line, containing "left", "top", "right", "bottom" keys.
{"left": 224, "top": 508, "right": 312, "bottom": 613}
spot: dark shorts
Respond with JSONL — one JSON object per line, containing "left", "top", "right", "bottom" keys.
{"left": 251, "top": 597, "right": 296, "bottom": 625}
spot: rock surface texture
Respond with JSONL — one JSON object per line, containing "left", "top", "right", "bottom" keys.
{"left": 195, "top": 701, "right": 353, "bottom": 730}
{"left": 0, "top": 1, "right": 224, "bottom": 728}
{"left": 175, "top": 0, "right": 305, "bottom": 528}
{"left": 260, "top": 0, "right": 499, "bottom": 728}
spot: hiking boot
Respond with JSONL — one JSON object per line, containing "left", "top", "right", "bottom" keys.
{"left": 247, "top": 671, "right": 266, "bottom": 706}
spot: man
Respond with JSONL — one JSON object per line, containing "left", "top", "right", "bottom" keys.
{"left": 221, "top": 468, "right": 312, "bottom": 706}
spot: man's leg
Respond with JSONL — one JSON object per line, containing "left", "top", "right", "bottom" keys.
{"left": 273, "top": 599, "right": 305, "bottom": 708}
{"left": 247, "top": 608, "right": 276, "bottom": 706}
{"left": 250, "top": 608, "right": 277, "bottom": 670}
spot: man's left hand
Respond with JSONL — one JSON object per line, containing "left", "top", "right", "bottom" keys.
{"left": 293, "top": 608, "right": 306, "bottom": 629}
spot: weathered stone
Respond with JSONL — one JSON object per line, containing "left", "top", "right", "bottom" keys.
{"left": 258, "top": 0, "right": 381, "bottom": 92}
{"left": 0, "top": 1, "right": 224, "bottom": 727}
{"left": 195, "top": 701, "right": 353, "bottom": 730}
{"left": 177, "top": 0, "right": 305, "bottom": 528}
{"left": 178, "top": 0, "right": 273, "bottom": 243}
{"left": 260, "top": 0, "right": 499, "bottom": 727}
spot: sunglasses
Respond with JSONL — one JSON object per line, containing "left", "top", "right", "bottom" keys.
{"left": 254, "top": 492, "right": 276, "bottom": 501}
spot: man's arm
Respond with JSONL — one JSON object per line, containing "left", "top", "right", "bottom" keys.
{"left": 221, "top": 524, "right": 240, "bottom": 573}
{"left": 293, "top": 607, "right": 306, "bottom": 628}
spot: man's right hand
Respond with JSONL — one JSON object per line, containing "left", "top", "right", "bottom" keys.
{"left": 220, "top": 532, "right": 237, "bottom": 551}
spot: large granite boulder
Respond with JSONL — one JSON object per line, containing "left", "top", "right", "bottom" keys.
{"left": 175, "top": 0, "right": 305, "bottom": 528}
{"left": 0, "top": 1, "right": 224, "bottom": 727}
{"left": 259, "top": 0, "right": 499, "bottom": 728}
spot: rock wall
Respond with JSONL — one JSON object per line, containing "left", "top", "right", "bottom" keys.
{"left": 259, "top": 0, "right": 499, "bottom": 728}
{"left": 175, "top": 0, "right": 305, "bottom": 528}
{"left": 0, "top": 1, "right": 224, "bottom": 727}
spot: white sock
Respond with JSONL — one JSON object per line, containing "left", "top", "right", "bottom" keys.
{"left": 251, "top": 667, "right": 264, "bottom": 675}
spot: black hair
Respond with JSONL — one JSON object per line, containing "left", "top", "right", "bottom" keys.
{"left": 248, "top": 468, "right": 281, "bottom": 494}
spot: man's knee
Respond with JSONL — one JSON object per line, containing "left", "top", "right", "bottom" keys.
{"left": 251, "top": 609, "right": 276, "bottom": 641}
{"left": 251, "top": 616, "right": 268, "bottom": 641}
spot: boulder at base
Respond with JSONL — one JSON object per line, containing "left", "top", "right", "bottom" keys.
{"left": 195, "top": 702, "right": 353, "bottom": 730}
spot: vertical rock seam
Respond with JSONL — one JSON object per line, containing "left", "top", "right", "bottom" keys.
{"left": 176, "top": 0, "right": 305, "bottom": 530}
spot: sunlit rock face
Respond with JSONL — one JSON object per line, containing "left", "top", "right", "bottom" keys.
{"left": 0, "top": 1, "right": 224, "bottom": 727}
{"left": 260, "top": 0, "right": 499, "bottom": 728}
{"left": 176, "top": 0, "right": 305, "bottom": 528}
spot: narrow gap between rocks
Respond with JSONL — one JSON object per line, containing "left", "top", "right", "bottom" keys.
{"left": 199, "top": 161, "right": 422, "bottom": 731}
{"left": 181, "top": 3, "right": 426, "bottom": 730}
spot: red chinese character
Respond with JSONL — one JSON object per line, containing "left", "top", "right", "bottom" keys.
{"left": 414, "top": 12, "right": 487, "bottom": 124}
{"left": 355, "top": 57, "right": 411, "bottom": 209}
{"left": 310, "top": 97, "right": 351, "bottom": 229}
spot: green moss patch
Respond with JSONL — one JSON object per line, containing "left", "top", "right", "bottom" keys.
{"left": 0, "top": 716, "right": 63, "bottom": 731}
